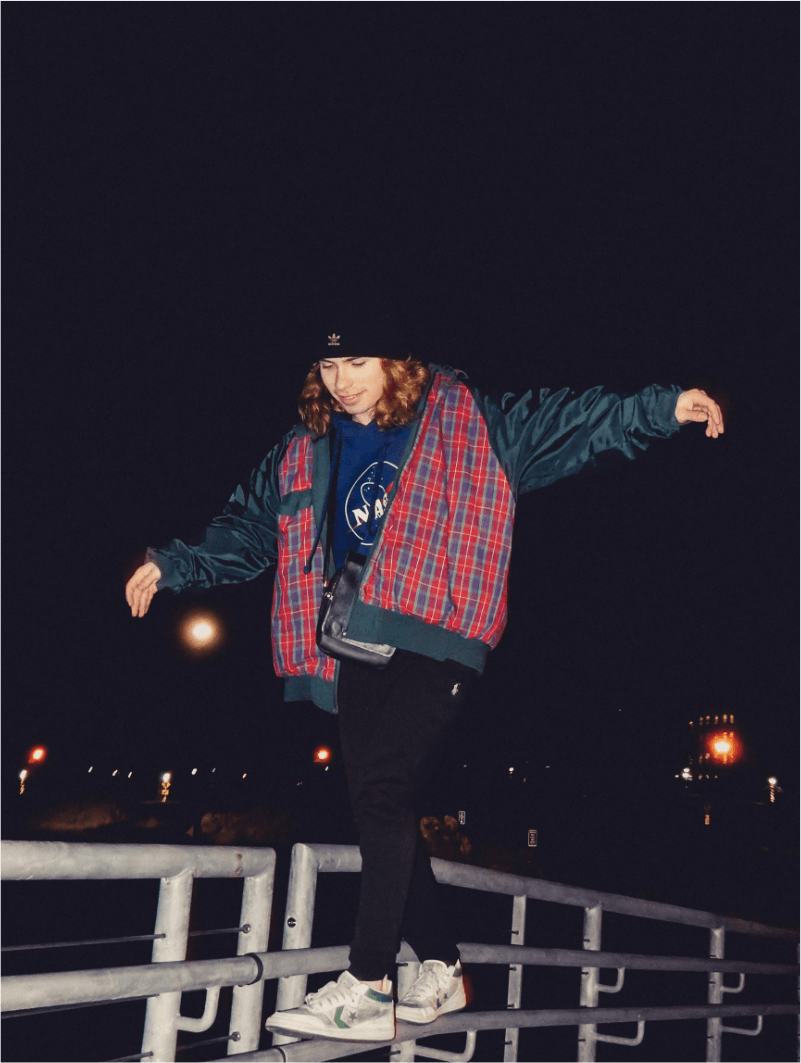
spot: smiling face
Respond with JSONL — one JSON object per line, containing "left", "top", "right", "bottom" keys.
{"left": 318, "top": 356, "right": 386, "bottom": 424}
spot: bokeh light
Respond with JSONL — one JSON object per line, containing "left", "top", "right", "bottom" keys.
{"left": 180, "top": 613, "right": 223, "bottom": 653}
{"left": 708, "top": 731, "right": 739, "bottom": 765}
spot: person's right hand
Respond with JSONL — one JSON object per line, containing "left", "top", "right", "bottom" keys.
{"left": 126, "top": 562, "right": 162, "bottom": 617}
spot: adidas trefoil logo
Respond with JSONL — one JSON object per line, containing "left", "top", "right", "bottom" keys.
{"left": 328, "top": 334, "right": 340, "bottom": 346}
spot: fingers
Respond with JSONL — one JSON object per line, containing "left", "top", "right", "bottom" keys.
{"left": 125, "top": 562, "right": 162, "bottom": 616}
{"left": 677, "top": 389, "right": 724, "bottom": 438}
{"left": 135, "top": 583, "right": 157, "bottom": 618}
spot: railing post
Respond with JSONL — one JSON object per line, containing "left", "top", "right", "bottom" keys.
{"left": 228, "top": 862, "right": 275, "bottom": 1054}
{"left": 707, "top": 926, "right": 725, "bottom": 1062}
{"left": 577, "top": 903, "right": 602, "bottom": 1063}
{"left": 503, "top": 894, "right": 527, "bottom": 1062}
{"left": 272, "top": 844, "right": 320, "bottom": 1047}
{"left": 141, "top": 868, "right": 194, "bottom": 1063}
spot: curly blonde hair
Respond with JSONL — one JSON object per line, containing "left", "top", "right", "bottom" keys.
{"left": 299, "top": 358, "right": 431, "bottom": 437}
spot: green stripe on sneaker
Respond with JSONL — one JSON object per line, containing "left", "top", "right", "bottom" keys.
{"left": 333, "top": 1006, "right": 350, "bottom": 1029}
{"left": 366, "top": 989, "right": 393, "bottom": 1003}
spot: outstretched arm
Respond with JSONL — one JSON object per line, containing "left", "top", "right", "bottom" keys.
{"left": 473, "top": 380, "right": 724, "bottom": 496}
{"left": 124, "top": 429, "right": 296, "bottom": 617}
{"left": 674, "top": 388, "right": 724, "bottom": 437}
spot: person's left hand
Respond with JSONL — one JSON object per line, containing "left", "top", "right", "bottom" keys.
{"left": 674, "top": 389, "right": 725, "bottom": 438}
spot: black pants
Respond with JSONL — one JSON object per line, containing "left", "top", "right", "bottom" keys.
{"left": 337, "top": 649, "right": 474, "bottom": 981}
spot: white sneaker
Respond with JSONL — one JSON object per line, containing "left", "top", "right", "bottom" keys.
{"left": 396, "top": 959, "right": 467, "bottom": 1024}
{"left": 265, "top": 970, "right": 395, "bottom": 1042}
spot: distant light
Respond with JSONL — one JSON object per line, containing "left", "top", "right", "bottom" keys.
{"left": 242, "top": 773, "right": 247, "bottom": 779}
{"left": 709, "top": 731, "right": 739, "bottom": 765}
{"left": 88, "top": 766, "right": 93, "bottom": 773}
{"left": 19, "top": 770, "right": 28, "bottom": 781}
{"left": 181, "top": 613, "right": 221, "bottom": 651}
{"left": 112, "top": 769, "right": 118, "bottom": 776}
{"left": 508, "top": 767, "right": 514, "bottom": 774}
{"left": 767, "top": 777, "right": 777, "bottom": 786}
{"left": 29, "top": 747, "right": 46, "bottom": 764}
{"left": 191, "top": 768, "right": 198, "bottom": 775}
{"left": 128, "top": 772, "right": 133, "bottom": 778}
{"left": 162, "top": 772, "right": 172, "bottom": 782}
{"left": 314, "top": 747, "right": 331, "bottom": 763}
{"left": 212, "top": 768, "right": 216, "bottom": 773}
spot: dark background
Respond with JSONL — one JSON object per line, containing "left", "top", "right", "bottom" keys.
{"left": 3, "top": 6, "right": 797, "bottom": 901}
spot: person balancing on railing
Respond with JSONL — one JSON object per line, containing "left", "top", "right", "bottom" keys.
{"left": 125, "top": 311, "right": 724, "bottom": 1043}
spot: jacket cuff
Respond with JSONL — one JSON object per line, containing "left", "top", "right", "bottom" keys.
{"left": 145, "top": 547, "right": 181, "bottom": 592}
{"left": 652, "top": 384, "right": 684, "bottom": 435}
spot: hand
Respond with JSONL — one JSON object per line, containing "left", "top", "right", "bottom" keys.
{"left": 674, "top": 389, "right": 724, "bottom": 438}
{"left": 126, "top": 561, "right": 162, "bottom": 617}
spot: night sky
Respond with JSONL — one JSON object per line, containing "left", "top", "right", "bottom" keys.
{"left": 4, "top": 7, "right": 797, "bottom": 806}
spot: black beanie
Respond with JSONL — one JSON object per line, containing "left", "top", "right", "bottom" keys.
{"left": 314, "top": 309, "right": 412, "bottom": 363}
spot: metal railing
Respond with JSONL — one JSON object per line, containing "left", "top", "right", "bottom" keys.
{"left": 2, "top": 840, "right": 275, "bottom": 1061}
{"left": 2, "top": 839, "right": 798, "bottom": 1062}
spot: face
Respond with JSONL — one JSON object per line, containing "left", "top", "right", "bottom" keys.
{"left": 318, "top": 357, "right": 386, "bottom": 425}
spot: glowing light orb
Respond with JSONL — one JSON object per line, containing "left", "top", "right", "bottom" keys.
{"left": 29, "top": 747, "right": 46, "bottom": 764}
{"left": 708, "top": 731, "right": 739, "bottom": 764}
{"left": 193, "top": 621, "right": 213, "bottom": 641}
{"left": 180, "top": 613, "right": 222, "bottom": 653}
{"left": 767, "top": 776, "right": 777, "bottom": 786}
{"left": 314, "top": 747, "right": 331, "bottom": 763}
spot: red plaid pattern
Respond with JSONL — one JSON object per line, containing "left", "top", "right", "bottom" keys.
{"left": 361, "top": 375, "right": 514, "bottom": 646}
{"left": 272, "top": 436, "right": 336, "bottom": 683}
{"left": 270, "top": 374, "right": 516, "bottom": 683}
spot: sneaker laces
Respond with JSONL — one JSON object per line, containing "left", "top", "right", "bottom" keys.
{"left": 305, "top": 973, "right": 365, "bottom": 1010}
{"left": 404, "top": 961, "right": 448, "bottom": 1004}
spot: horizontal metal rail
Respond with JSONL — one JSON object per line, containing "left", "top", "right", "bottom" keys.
{"left": 1, "top": 840, "right": 275, "bottom": 880}
{"left": 293, "top": 843, "right": 796, "bottom": 941}
{"left": 1, "top": 933, "right": 167, "bottom": 951}
{"left": 205, "top": 1006, "right": 799, "bottom": 1063}
{"left": 1, "top": 840, "right": 275, "bottom": 1061}
{"left": 3, "top": 942, "right": 797, "bottom": 1014}
{"left": 4, "top": 840, "right": 794, "bottom": 941}
{"left": 3, "top": 925, "right": 251, "bottom": 954}
{"left": 3, "top": 840, "right": 797, "bottom": 1062}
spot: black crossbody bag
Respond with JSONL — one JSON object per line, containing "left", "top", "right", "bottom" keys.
{"left": 315, "top": 432, "right": 396, "bottom": 667}
{"left": 317, "top": 551, "right": 396, "bottom": 666}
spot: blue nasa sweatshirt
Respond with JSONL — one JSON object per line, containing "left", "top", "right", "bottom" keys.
{"left": 329, "top": 414, "right": 410, "bottom": 569}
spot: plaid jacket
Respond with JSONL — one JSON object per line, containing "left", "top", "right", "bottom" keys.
{"left": 149, "top": 368, "right": 682, "bottom": 712}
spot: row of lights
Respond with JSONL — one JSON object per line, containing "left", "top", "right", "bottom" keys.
{"left": 690, "top": 714, "right": 735, "bottom": 727}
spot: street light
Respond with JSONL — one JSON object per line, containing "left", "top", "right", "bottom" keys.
{"left": 180, "top": 613, "right": 223, "bottom": 654}
{"left": 708, "top": 731, "right": 739, "bottom": 765}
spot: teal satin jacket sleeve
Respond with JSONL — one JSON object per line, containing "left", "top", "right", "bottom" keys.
{"left": 146, "top": 429, "right": 295, "bottom": 593}
{"left": 473, "top": 382, "right": 683, "bottom": 496}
